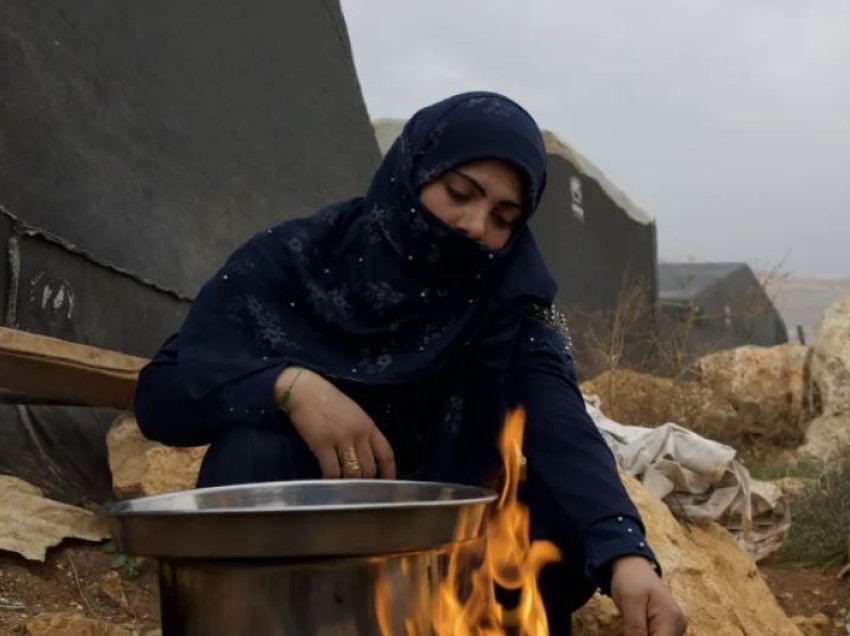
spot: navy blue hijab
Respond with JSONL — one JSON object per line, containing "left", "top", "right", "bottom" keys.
{"left": 177, "top": 92, "right": 557, "bottom": 397}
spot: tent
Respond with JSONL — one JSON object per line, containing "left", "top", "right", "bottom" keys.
{"left": 0, "top": 0, "right": 380, "bottom": 503}
{"left": 657, "top": 262, "right": 788, "bottom": 364}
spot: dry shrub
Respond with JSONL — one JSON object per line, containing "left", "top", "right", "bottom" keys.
{"left": 774, "top": 456, "right": 850, "bottom": 565}
{"left": 579, "top": 369, "right": 741, "bottom": 445}
{"left": 573, "top": 275, "right": 656, "bottom": 378}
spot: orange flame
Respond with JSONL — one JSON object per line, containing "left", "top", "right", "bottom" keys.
{"left": 375, "top": 408, "right": 561, "bottom": 635}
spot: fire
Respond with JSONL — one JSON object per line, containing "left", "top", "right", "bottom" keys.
{"left": 375, "top": 408, "right": 561, "bottom": 635}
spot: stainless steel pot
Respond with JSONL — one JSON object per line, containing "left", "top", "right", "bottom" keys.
{"left": 100, "top": 480, "right": 496, "bottom": 635}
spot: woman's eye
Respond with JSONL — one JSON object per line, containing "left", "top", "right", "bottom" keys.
{"left": 446, "top": 185, "right": 472, "bottom": 203}
{"left": 493, "top": 209, "right": 521, "bottom": 229}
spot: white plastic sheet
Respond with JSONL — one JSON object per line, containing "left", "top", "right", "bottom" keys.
{"left": 586, "top": 397, "right": 791, "bottom": 561}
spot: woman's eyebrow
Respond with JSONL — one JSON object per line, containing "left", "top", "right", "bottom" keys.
{"left": 450, "top": 170, "right": 522, "bottom": 209}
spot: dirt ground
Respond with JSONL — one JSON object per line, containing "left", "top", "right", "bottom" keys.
{"left": 0, "top": 541, "right": 160, "bottom": 634}
{"left": 760, "top": 562, "right": 849, "bottom": 636}
{"left": 1, "top": 540, "right": 847, "bottom": 635}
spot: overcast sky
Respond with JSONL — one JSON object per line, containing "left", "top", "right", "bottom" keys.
{"left": 340, "top": 1, "right": 850, "bottom": 278}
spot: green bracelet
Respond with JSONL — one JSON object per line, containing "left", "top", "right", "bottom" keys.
{"left": 278, "top": 367, "right": 306, "bottom": 414}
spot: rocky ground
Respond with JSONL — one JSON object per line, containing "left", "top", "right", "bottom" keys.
{"left": 0, "top": 542, "right": 159, "bottom": 635}
{"left": 0, "top": 541, "right": 846, "bottom": 635}
{"left": 760, "top": 563, "right": 849, "bottom": 636}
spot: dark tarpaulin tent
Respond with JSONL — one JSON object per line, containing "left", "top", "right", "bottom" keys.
{"left": 0, "top": 0, "right": 380, "bottom": 503}
{"left": 657, "top": 262, "right": 788, "bottom": 364}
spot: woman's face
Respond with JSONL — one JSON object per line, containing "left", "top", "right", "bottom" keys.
{"left": 419, "top": 159, "right": 524, "bottom": 250}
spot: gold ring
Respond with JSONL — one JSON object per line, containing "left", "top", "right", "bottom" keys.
{"left": 341, "top": 447, "right": 360, "bottom": 474}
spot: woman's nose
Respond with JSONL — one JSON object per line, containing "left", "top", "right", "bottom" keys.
{"left": 455, "top": 207, "right": 487, "bottom": 242}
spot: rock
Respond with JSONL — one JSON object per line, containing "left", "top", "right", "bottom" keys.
{"left": 107, "top": 414, "right": 207, "bottom": 498}
{"left": 773, "top": 476, "right": 817, "bottom": 501}
{"left": 581, "top": 369, "right": 677, "bottom": 425}
{"left": 801, "top": 294, "right": 850, "bottom": 460}
{"left": 98, "top": 571, "right": 133, "bottom": 616}
{"left": 809, "top": 294, "right": 850, "bottom": 415}
{"left": 790, "top": 612, "right": 830, "bottom": 636}
{"left": 799, "top": 413, "right": 850, "bottom": 463}
{"left": 24, "top": 611, "right": 133, "bottom": 635}
{"left": 572, "top": 470, "right": 803, "bottom": 636}
{"left": 580, "top": 369, "right": 738, "bottom": 444}
{"left": 571, "top": 593, "right": 621, "bottom": 635}
{"left": 583, "top": 344, "right": 814, "bottom": 449}
{"left": 0, "top": 475, "right": 109, "bottom": 561}
{"left": 694, "top": 344, "right": 809, "bottom": 445}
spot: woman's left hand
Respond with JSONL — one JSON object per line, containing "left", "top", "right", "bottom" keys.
{"left": 610, "top": 555, "right": 687, "bottom": 636}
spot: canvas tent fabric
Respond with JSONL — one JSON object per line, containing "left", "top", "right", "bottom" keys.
{"left": 373, "top": 120, "right": 658, "bottom": 375}
{"left": 0, "top": 0, "right": 380, "bottom": 504}
{"left": 658, "top": 262, "right": 788, "bottom": 357}
{"left": 0, "top": 211, "right": 190, "bottom": 357}
{"left": 530, "top": 131, "right": 656, "bottom": 320}
{"left": 0, "top": 405, "right": 119, "bottom": 506}
{"left": 0, "top": 0, "right": 381, "bottom": 304}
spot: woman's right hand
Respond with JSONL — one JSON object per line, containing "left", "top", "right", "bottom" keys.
{"left": 274, "top": 367, "right": 397, "bottom": 480}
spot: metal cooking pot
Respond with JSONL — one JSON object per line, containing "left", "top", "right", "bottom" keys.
{"left": 101, "top": 479, "right": 496, "bottom": 635}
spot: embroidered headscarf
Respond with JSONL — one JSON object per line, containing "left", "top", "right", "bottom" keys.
{"left": 177, "top": 91, "right": 556, "bottom": 396}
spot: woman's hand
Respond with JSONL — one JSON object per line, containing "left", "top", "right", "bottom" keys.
{"left": 274, "top": 367, "right": 396, "bottom": 479}
{"left": 610, "top": 556, "right": 687, "bottom": 636}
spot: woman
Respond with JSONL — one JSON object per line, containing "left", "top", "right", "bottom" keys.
{"left": 135, "top": 92, "right": 685, "bottom": 635}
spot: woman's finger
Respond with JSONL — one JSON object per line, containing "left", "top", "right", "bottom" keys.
{"left": 356, "top": 436, "right": 377, "bottom": 478}
{"left": 315, "top": 445, "right": 342, "bottom": 479}
{"left": 338, "top": 443, "right": 362, "bottom": 479}
{"left": 647, "top": 589, "right": 687, "bottom": 636}
{"left": 370, "top": 429, "right": 397, "bottom": 479}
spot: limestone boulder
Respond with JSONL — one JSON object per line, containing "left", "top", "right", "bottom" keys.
{"left": 809, "top": 294, "right": 850, "bottom": 415}
{"left": 773, "top": 476, "right": 817, "bottom": 502}
{"left": 694, "top": 344, "right": 810, "bottom": 446}
{"left": 106, "top": 415, "right": 207, "bottom": 498}
{"left": 580, "top": 369, "right": 738, "bottom": 444}
{"left": 0, "top": 475, "right": 109, "bottom": 561}
{"left": 581, "top": 369, "right": 677, "bottom": 426}
{"left": 572, "top": 470, "right": 802, "bottom": 636}
{"left": 801, "top": 295, "right": 850, "bottom": 460}
{"left": 799, "top": 413, "right": 850, "bottom": 463}
{"left": 25, "top": 612, "right": 133, "bottom": 636}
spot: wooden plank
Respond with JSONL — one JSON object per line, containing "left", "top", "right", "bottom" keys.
{"left": 0, "top": 327, "right": 148, "bottom": 409}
